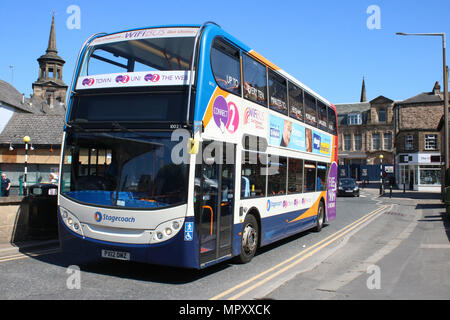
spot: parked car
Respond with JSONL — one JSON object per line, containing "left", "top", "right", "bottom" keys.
{"left": 338, "top": 178, "right": 360, "bottom": 197}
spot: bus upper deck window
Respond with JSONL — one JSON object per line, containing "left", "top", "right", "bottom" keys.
{"left": 211, "top": 38, "right": 241, "bottom": 96}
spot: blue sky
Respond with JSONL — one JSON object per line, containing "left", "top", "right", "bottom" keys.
{"left": 1, "top": 0, "right": 449, "bottom": 104}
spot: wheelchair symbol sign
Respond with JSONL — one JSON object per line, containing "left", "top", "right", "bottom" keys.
{"left": 184, "top": 222, "right": 194, "bottom": 241}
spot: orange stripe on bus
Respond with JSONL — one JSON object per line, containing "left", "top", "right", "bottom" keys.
{"left": 287, "top": 192, "right": 327, "bottom": 223}
{"left": 248, "top": 50, "right": 281, "bottom": 71}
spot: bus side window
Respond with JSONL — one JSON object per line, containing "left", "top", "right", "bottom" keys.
{"left": 328, "top": 106, "right": 337, "bottom": 135}
{"left": 304, "top": 92, "right": 317, "bottom": 127}
{"left": 289, "top": 82, "right": 304, "bottom": 122}
{"left": 288, "top": 158, "right": 303, "bottom": 194}
{"left": 241, "top": 151, "right": 267, "bottom": 198}
{"left": 268, "top": 70, "right": 287, "bottom": 115}
{"left": 317, "top": 162, "right": 327, "bottom": 191}
{"left": 211, "top": 38, "right": 241, "bottom": 95}
{"left": 242, "top": 54, "right": 267, "bottom": 106}
{"left": 304, "top": 161, "right": 316, "bottom": 192}
{"left": 318, "top": 100, "right": 328, "bottom": 131}
{"left": 267, "top": 156, "right": 287, "bottom": 195}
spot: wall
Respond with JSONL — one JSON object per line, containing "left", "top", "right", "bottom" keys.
{"left": 0, "top": 197, "right": 27, "bottom": 244}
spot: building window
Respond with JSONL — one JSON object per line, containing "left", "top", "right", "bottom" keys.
{"left": 419, "top": 165, "right": 441, "bottom": 185}
{"left": 344, "top": 134, "right": 352, "bottom": 151}
{"left": 372, "top": 133, "right": 380, "bottom": 150}
{"left": 354, "top": 134, "right": 362, "bottom": 151}
{"left": 378, "top": 109, "right": 386, "bottom": 123}
{"left": 424, "top": 134, "right": 438, "bottom": 150}
{"left": 405, "top": 135, "right": 413, "bottom": 150}
{"left": 384, "top": 132, "right": 392, "bottom": 150}
{"left": 347, "top": 113, "right": 362, "bottom": 125}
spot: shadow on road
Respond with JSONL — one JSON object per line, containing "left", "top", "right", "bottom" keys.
{"left": 22, "top": 224, "right": 329, "bottom": 285}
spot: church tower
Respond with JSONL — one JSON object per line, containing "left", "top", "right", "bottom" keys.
{"left": 32, "top": 14, "right": 68, "bottom": 108}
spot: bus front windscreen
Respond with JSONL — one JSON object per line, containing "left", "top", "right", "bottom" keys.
{"left": 80, "top": 30, "right": 197, "bottom": 76}
{"left": 61, "top": 131, "right": 188, "bottom": 209}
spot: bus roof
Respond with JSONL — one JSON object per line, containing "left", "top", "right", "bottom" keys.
{"left": 84, "top": 23, "right": 334, "bottom": 108}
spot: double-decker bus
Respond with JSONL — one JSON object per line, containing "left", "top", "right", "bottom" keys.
{"left": 58, "top": 22, "right": 338, "bottom": 269}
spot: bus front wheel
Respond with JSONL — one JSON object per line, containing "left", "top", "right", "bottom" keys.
{"left": 236, "top": 214, "right": 259, "bottom": 264}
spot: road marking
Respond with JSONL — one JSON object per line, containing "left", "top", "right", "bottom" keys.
{"left": 0, "top": 248, "right": 60, "bottom": 263}
{"left": 210, "top": 205, "right": 389, "bottom": 300}
{"left": 420, "top": 244, "right": 450, "bottom": 249}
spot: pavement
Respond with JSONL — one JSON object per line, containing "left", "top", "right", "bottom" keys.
{"left": 269, "top": 185, "right": 450, "bottom": 299}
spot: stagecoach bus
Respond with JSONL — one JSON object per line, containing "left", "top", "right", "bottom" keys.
{"left": 58, "top": 22, "right": 338, "bottom": 269}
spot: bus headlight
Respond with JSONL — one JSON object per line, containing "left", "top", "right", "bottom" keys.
{"left": 60, "top": 207, "right": 84, "bottom": 237}
{"left": 151, "top": 217, "right": 185, "bottom": 244}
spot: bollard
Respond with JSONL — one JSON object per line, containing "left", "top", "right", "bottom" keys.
{"left": 389, "top": 185, "right": 392, "bottom": 198}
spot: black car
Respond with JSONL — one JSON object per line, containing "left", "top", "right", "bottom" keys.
{"left": 338, "top": 178, "right": 360, "bottom": 197}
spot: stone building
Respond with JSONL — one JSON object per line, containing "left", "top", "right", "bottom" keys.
{"left": 335, "top": 79, "right": 395, "bottom": 180}
{"left": 394, "top": 82, "right": 444, "bottom": 192}
{"left": 0, "top": 15, "right": 66, "bottom": 194}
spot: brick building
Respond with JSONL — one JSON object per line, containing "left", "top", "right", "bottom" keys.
{"left": 394, "top": 82, "right": 444, "bottom": 192}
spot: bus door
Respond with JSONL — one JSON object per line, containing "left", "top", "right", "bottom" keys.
{"left": 195, "top": 141, "right": 235, "bottom": 265}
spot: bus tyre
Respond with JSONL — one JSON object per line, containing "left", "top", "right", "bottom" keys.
{"left": 314, "top": 201, "right": 325, "bottom": 232}
{"left": 236, "top": 214, "right": 259, "bottom": 264}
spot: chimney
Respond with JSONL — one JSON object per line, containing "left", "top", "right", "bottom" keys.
{"left": 433, "top": 81, "right": 441, "bottom": 95}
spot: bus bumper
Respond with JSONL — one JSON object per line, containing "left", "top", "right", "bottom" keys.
{"left": 58, "top": 215, "right": 200, "bottom": 269}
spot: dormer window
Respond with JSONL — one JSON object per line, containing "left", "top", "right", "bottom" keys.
{"left": 378, "top": 108, "right": 386, "bottom": 123}
{"left": 347, "top": 113, "right": 362, "bottom": 125}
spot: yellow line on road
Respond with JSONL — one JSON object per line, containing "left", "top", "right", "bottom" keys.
{"left": 210, "top": 205, "right": 388, "bottom": 300}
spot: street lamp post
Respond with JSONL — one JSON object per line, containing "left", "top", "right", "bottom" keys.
{"left": 23, "top": 136, "right": 30, "bottom": 196}
{"left": 396, "top": 32, "right": 449, "bottom": 189}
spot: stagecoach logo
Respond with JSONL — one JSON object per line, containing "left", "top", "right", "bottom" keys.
{"left": 94, "top": 211, "right": 102, "bottom": 222}
{"left": 144, "top": 73, "right": 160, "bottom": 82}
{"left": 212, "top": 95, "right": 239, "bottom": 134}
{"left": 94, "top": 211, "right": 136, "bottom": 224}
{"left": 82, "top": 78, "right": 95, "bottom": 86}
{"left": 115, "top": 75, "right": 130, "bottom": 83}
{"left": 267, "top": 199, "right": 283, "bottom": 212}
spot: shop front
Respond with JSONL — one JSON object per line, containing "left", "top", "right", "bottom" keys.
{"left": 396, "top": 153, "right": 441, "bottom": 192}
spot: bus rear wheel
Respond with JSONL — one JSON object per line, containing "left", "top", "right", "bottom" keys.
{"left": 314, "top": 201, "right": 325, "bottom": 232}
{"left": 236, "top": 214, "right": 259, "bottom": 264}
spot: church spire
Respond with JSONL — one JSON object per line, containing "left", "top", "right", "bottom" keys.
{"left": 46, "top": 12, "right": 57, "bottom": 54}
{"left": 33, "top": 13, "right": 67, "bottom": 109}
{"left": 360, "top": 77, "right": 367, "bottom": 102}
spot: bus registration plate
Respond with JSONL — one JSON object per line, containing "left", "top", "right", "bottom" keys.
{"left": 101, "top": 249, "right": 130, "bottom": 261}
